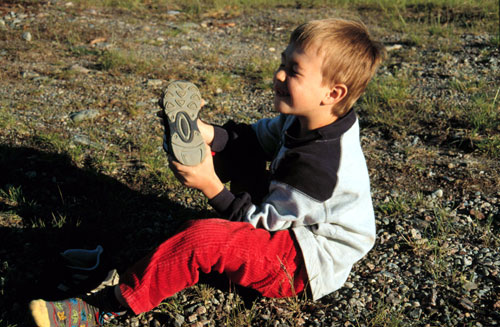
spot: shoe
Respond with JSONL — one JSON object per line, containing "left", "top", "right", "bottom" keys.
{"left": 30, "top": 297, "right": 125, "bottom": 327}
{"left": 161, "top": 81, "right": 206, "bottom": 166}
{"left": 56, "top": 245, "right": 119, "bottom": 296}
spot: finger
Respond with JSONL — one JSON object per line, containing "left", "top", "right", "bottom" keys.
{"left": 201, "top": 98, "right": 206, "bottom": 107}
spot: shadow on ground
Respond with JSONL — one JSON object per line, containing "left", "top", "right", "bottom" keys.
{"left": 0, "top": 144, "right": 213, "bottom": 325}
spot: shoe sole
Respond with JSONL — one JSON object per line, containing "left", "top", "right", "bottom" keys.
{"left": 162, "top": 81, "right": 206, "bottom": 166}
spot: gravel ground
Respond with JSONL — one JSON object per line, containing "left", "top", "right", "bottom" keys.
{"left": 0, "top": 1, "right": 499, "bottom": 326}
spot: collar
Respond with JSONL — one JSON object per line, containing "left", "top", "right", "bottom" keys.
{"left": 284, "top": 109, "right": 357, "bottom": 148}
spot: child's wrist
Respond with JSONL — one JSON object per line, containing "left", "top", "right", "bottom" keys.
{"left": 202, "top": 179, "right": 224, "bottom": 200}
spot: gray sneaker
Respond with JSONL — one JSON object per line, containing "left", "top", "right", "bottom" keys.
{"left": 161, "top": 81, "right": 206, "bottom": 166}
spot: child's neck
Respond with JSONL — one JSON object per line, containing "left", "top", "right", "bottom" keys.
{"left": 297, "top": 114, "right": 339, "bottom": 137}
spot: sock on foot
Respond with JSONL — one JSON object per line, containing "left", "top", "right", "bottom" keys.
{"left": 30, "top": 296, "right": 125, "bottom": 327}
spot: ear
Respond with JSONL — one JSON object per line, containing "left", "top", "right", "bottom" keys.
{"left": 321, "top": 84, "right": 348, "bottom": 106}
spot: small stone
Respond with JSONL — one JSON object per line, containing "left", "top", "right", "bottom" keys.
{"left": 147, "top": 79, "right": 163, "bottom": 87}
{"left": 344, "top": 282, "right": 354, "bottom": 288}
{"left": 22, "top": 31, "right": 32, "bottom": 41}
{"left": 432, "top": 189, "right": 443, "bottom": 198}
{"left": 410, "top": 266, "right": 421, "bottom": 275}
{"left": 180, "top": 45, "right": 192, "bottom": 51}
{"left": 470, "top": 209, "right": 485, "bottom": 220}
{"left": 409, "top": 308, "right": 422, "bottom": 319}
{"left": 386, "top": 44, "right": 402, "bottom": 51}
{"left": 463, "top": 282, "right": 478, "bottom": 291}
{"left": 173, "top": 314, "right": 185, "bottom": 327}
{"left": 72, "top": 135, "right": 93, "bottom": 146}
{"left": 69, "top": 64, "right": 90, "bottom": 74}
{"left": 448, "top": 162, "right": 456, "bottom": 169}
{"left": 21, "top": 71, "right": 40, "bottom": 79}
{"left": 70, "top": 109, "right": 100, "bottom": 123}
{"left": 460, "top": 298, "right": 474, "bottom": 310}
{"left": 129, "top": 317, "right": 140, "bottom": 327}
{"left": 410, "top": 228, "right": 422, "bottom": 240}
{"left": 195, "top": 306, "right": 207, "bottom": 315}
{"left": 187, "top": 314, "right": 197, "bottom": 323}
{"left": 269, "top": 47, "right": 276, "bottom": 52}
{"left": 167, "top": 10, "right": 181, "bottom": 15}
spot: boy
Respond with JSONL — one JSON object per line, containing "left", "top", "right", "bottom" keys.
{"left": 30, "top": 18, "right": 385, "bottom": 326}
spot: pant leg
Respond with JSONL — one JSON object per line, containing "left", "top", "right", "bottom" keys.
{"left": 119, "top": 219, "right": 307, "bottom": 314}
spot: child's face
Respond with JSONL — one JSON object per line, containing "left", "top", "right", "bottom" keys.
{"left": 273, "top": 42, "right": 331, "bottom": 118}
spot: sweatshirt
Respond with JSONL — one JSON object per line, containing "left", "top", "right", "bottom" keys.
{"left": 208, "top": 109, "right": 376, "bottom": 300}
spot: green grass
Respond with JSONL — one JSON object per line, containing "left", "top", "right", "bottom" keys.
{"left": 70, "top": 0, "right": 498, "bottom": 25}
{"left": 241, "top": 56, "right": 280, "bottom": 90}
{"left": 358, "top": 72, "right": 422, "bottom": 132}
{"left": 97, "top": 49, "right": 156, "bottom": 74}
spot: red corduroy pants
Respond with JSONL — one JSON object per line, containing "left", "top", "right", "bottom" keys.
{"left": 119, "top": 218, "right": 308, "bottom": 314}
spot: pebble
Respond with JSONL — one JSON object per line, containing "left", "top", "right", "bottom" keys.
{"left": 69, "top": 64, "right": 90, "bottom": 74}
{"left": 22, "top": 31, "right": 32, "bottom": 41}
{"left": 386, "top": 44, "right": 402, "bottom": 51}
{"left": 410, "top": 266, "right": 421, "bottom": 275}
{"left": 432, "top": 189, "right": 444, "bottom": 198}
{"left": 21, "top": 71, "right": 40, "bottom": 79}
{"left": 147, "top": 79, "right": 163, "bottom": 87}
{"left": 69, "top": 109, "right": 100, "bottom": 123}
{"left": 173, "top": 314, "right": 185, "bottom": 327}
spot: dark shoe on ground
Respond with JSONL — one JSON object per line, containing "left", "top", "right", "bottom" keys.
{"left": 56, "top": 245, "right": 119, "bottom": 297}
{"left": 161, "top": 81, "right": 206, "bottom": 166}
{"left": 30, "top": 297, "right": 125, "bottom": 327}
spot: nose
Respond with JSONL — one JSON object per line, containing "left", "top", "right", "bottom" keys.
{"left": 274, "top": 68, "right": 286, "bottom": 83}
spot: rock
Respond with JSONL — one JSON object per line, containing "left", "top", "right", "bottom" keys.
{"left": 180, "top": 45, "right": 192, "bottom": 51}
{"left": 195, "top": 305, "right": 207, "bottom": 315}
{"left": 463, "top": 256, "right": 473, "bottom": 266}
{"left": 409, "top": 308, "right": 422, "bottom": 319}
{"left": 432, "top": 189, "right": 443, "bottom": 198}
{"left": 21, "top": 71, "right": 40, "bottom": 79}
{"left": 463, "top": 282, "right": 478, "bottom": 291}
{"left": 173, "top": 313, "right": 185, "bottom": 327}
{"left": 344, "top": 281, "right": 354, "bottom": 288}
{"left": 386, "top": 44, "right": 402, "bottom": 51}
{"left": 129, "top": 317, "right": 140, "bottom": 327}
{"left": 147, "top": 79, "right": 163, "bottom": 87}
{"left": 69, "top": 109, "right": 100, "bottom": 123}
{"left": 72, "top": 135, "right": 94, "bottom": 146}
{"left": 187, "top": 313, "right": 197, "bottom": 323}
{"left": 69, "top": 64, "right": 90, "bottom": 74}
{"left": 22, "top": 31, "right": 32, "bottom": 41}
{"left": 410, "top": 266, "right": 421, "bottom": 275}
{"left": 460, "top": 298, "right": 474, "bottom": 310}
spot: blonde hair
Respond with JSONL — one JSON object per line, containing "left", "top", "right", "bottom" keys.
{"left": 290, "top": 18, "right": 386, "bottom": 116}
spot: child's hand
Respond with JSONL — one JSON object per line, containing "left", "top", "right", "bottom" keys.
{"left": 168, "top": 144, "right": 224, "bottom": 199}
